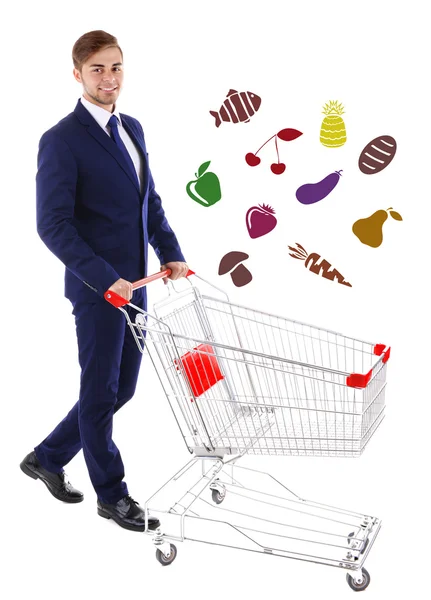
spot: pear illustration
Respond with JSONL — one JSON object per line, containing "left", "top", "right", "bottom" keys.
{"left": 352, "top": 207, "right": 403, "bottom": 248}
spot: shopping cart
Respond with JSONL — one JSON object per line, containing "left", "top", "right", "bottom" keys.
{"left": 105, "top": 269, "right": 388, "bottom": 592}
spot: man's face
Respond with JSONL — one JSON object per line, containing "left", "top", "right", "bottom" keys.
{"left": 73, "top": 46, "right": 123, "bottom": 110}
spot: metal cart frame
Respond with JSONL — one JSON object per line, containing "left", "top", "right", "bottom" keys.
{"left": 105, "top": 270, "right": 388, "bottom": 592}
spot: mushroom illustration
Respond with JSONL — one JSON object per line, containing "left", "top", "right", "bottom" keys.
{"left": 218, "top": 251, "right": 253, "bottom": 287}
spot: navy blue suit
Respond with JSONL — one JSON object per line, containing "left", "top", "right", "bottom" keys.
{"left": 34, "top": 99, "right": 185, "bottom": 503}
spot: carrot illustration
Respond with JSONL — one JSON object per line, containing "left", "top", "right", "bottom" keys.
{"left": 288, "top": 242, "right": 352, "bottom": 287}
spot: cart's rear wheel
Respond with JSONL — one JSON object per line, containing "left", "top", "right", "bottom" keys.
{"left": 346, "top": 568, "right": 370, "bottom": 591}
{"left": 156, "top": 544, "right": 177, "bottom": 566}
{"left": 211, "top": 488, "right": 226, "bottom": 504}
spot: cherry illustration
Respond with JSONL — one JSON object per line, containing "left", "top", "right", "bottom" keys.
{"left": 271, "top": 163, "right": 286, "bottom": 174}
{"left": 245, "top": 152, "right": 261, "bottom": 167}
{"left": 245, "top": 128, "right": 302, "bottom": 174}
{"left": 270, "top": 136, "right": 286, "bottom": 175}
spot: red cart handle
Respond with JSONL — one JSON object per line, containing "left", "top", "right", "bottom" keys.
{"left": 104, "top": 269, "right": 195, "bottom": 307}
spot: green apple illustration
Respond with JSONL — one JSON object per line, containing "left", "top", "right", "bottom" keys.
{"left": 186, "top": 161, "right": 221, "bottom": 207}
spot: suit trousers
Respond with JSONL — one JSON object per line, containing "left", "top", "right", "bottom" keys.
{"left": 34, "top": 288, "right": 146, "bottom": 504}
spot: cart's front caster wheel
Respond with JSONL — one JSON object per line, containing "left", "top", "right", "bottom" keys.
{"left": 211, "top": 488, "right": 226, "bottom": 504}
{"left": 156, "top": 544, "right": 177, "bottom": 566}
{"left": 346, "top": 568, "right": 370, "bottom": 591}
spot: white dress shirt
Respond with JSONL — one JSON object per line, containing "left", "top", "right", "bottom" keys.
{"left": 80, "top": 95, "right": 144, "bottom": 193}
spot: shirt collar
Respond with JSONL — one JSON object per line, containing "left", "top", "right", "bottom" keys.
{"left": 80, "top": 95, "right": 122, "bottom": 129}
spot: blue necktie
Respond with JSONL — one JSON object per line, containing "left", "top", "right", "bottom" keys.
{"left": 108, "top": 115, "right": 139, "bottom": 189}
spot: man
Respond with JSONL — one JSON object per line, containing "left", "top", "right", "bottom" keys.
{"left": 20, "top": 30, "right": 188, "bottom": 532}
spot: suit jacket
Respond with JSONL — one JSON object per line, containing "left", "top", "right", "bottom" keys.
{"left": 36, "top": 98, "right": 186, "bottom": 307}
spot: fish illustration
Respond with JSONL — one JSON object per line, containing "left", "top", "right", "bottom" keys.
{"left": 210, "top": 89, "right": 261, "bottom": 127}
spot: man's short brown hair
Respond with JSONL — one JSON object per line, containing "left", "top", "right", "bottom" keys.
{"left": 72, "top": 30, "right": 123, "bottom": 71}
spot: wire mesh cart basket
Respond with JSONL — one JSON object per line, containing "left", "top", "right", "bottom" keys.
{"left": 105, "top": 269, "right": 389, "bottom": 591}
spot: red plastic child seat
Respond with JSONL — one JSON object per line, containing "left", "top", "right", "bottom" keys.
{"left": 175, "top": 343, "right": 224, "bottom": 398}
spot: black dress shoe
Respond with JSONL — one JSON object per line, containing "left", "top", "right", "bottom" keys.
{"left": 20, "top": 451, "right": 84, "bottom": 504}
{"left": 97, "top": 494, "right": 161, "bottom": 532}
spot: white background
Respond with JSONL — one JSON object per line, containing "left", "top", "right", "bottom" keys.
{"left": 2, "top": 0, "right": 430, "bottom": 597}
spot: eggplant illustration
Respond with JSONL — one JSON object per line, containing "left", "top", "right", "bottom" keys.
{"left": 296, "top": 170, "right": 343, "bottom": 205}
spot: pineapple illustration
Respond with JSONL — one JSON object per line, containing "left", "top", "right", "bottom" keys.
{"left": 320, "top": 100, "right": 347, "bottom": 148}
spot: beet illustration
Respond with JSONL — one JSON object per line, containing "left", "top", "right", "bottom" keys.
{"left": 246, "top": 204, "right": 277, "bottom": 238}
{"left": 296, "top": 170, "right": 343, "bottom": 205}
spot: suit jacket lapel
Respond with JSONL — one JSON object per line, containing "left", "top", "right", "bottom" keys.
{"left": 74, "top": 100, "right": 141, "bottom": 195}
{"left": 121, "top": 116, "right": 149, "bottom": 195}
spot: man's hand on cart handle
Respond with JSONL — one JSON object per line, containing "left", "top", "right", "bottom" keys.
{"left": 104, "top": 267, "right": 195, "bottom": 307}
{"left": 107, "top": 278, "right": 134, "bottom": 302}
{"left": 160, "top": 261, "right": 190, "bottom": 285}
